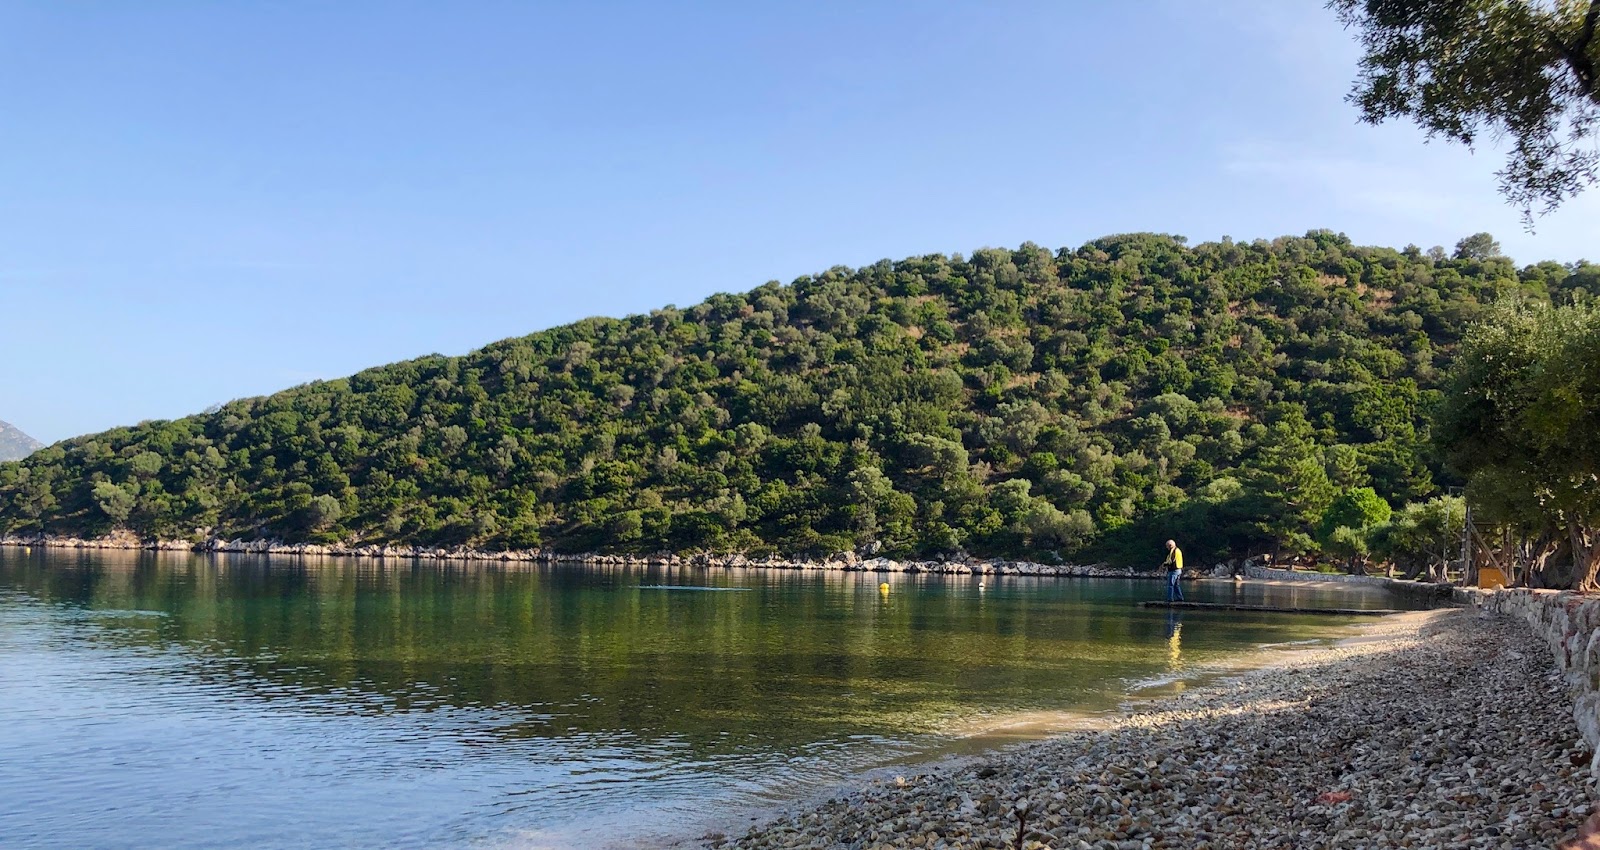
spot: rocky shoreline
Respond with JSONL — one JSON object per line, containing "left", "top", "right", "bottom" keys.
{"left": 0, "top": 532, "right": 1184, "bottom": 579}
{"left": 0, "top": 536, "right": 1473, "bottom": 605}
{"left": 0, "top": 535, "right": 1464, "bottom": 603}
{"left": 699, "top": 609, "right": 1597, "bottom": 849}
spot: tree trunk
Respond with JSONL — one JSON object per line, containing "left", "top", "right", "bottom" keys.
{"left": 1525, "top": 526, "right": 1570, "bottom": 589}
{"left": 1574, "top": 523, "right": 1598, "bottom": 592}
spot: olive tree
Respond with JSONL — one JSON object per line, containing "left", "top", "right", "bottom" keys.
{"left": 1436, "top": 298, "right": 1600, "bottom": 588}
{"left": 1367, "top": 495, "right": 1466, "bottom": 579}
{"left": 1331, "top": 0, "right": 1600, "bottom": 219}
{"left": 1317, "top": 487, "right": 1393, "bottom": 573}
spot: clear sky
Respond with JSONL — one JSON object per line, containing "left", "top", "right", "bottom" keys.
{"left": 2, "top": 1, "right": 1595, "bottom": 445}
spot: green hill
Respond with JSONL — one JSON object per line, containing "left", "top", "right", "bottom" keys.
{"left": 0, "top": 421, "right": 42, "bottom": 463}
{"left": 2, "top": 231, "right": 1593, "bottom": 565}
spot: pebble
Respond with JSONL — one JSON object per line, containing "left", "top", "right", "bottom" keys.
{"left": 711, "top": 610, "right": 1598, "bottom": 849}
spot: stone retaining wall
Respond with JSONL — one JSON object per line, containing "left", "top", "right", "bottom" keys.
{"left": 1243, "top": 563, "right": 1455, "bottom": 601}
{"left": 1467, "top": 587, "right": 1600, "bottom": 779}
{"left": 1245, "top": 564, "right": 1381, "bottom": 584}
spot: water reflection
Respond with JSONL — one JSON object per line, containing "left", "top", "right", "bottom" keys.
{"left": 0, "top": 549, "right": 1429, "bottom": 850}
{"left": 1166, "top": 612, "right": 1183, "bottom": 672}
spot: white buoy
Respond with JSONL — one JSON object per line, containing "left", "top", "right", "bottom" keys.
{"left": 978, "top": 580, "right": 985, "bottom": 590}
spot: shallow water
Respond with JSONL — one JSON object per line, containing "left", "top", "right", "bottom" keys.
{"left": 0, "top": 550, "right": 1430, "bottom": 849}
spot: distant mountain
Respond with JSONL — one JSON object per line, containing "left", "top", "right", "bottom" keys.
{"left": 0, "top": 421, "right": 43, "bottom": 462}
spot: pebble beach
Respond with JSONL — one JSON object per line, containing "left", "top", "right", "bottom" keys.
{"left": 704, "top": 608, "right": 1597, "bottom": 850}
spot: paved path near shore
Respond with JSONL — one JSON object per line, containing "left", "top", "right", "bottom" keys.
{"left": 708, "top": 609, "right": 1596, "bottom": 850}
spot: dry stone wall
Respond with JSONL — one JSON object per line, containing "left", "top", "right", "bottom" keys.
{"left": 1246, "top": 564, "right": 1383, "bottom": 584}
{"left": 1468, "top": 587, "right": 1600, "bottom": 779}
{"left": 1243, "top": 563, "right": 1456, "bottom": 604}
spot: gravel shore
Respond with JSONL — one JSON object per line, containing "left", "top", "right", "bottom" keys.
{"left": 705, "top": 608, "right": 1596, "bottom": 849}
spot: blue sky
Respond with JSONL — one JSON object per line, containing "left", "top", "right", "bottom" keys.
{"left": 2, "top": 1, "right": 1596, "bottom": 444}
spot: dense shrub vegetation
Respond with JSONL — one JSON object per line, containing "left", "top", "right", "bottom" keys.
{"left": 3, "top": 231, "right": 1595, "bottom": 566}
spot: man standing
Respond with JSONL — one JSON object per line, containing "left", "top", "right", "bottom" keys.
{"left": 1164, "top": 539, "right": 1185, "bottom": 602}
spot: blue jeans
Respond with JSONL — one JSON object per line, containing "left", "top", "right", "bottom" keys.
{"left": 1167, "top": 569, "right": 1185, "bottom": 602}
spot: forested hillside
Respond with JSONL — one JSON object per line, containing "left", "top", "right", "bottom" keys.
{"left": 3, "top": 231, "right": 1594, "bottom": 565}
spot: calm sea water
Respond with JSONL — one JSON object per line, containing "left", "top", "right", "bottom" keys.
{"left": 0, "top": 549, "right": 1427, "bottom": 849}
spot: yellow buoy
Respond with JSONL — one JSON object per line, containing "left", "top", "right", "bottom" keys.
{"left": 879, "top": 582, "right": 890, "bottom": 593}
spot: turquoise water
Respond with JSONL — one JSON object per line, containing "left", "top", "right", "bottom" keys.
{"left": 0, "top": 550, "right": 1427, "bottom": 849}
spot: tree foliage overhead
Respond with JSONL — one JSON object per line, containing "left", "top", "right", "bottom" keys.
{"left": 1, "top": 231, "right": 1588, "bottom": 566}
{"left": 1331, "top": 0, "right": 1600, "bottom": 218}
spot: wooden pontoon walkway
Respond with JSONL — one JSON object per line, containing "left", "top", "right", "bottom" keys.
{"left": 1139, "top": 601, "right": 1404, "bottom": 616}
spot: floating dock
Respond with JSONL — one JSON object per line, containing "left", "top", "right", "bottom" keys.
{"left": 1139, "top": 601, "right": 1403, "bottom": 616}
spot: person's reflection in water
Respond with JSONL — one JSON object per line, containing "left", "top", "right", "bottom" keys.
{"left": 1166, "top": 611, "right": 1183, "bottom": 671}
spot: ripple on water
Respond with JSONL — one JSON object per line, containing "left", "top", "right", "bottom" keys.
{"left": 637, "top": 585, "right": 753, "bottom": 591}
